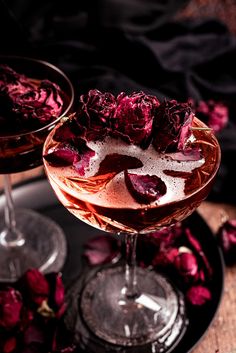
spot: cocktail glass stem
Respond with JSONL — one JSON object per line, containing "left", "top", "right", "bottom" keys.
{"left": 123, "top": 233, "right": 139, "bottom": 299}
{"left": 0, "top": 175, "right": 25, "bottom": 247}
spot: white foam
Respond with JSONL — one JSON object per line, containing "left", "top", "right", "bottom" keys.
{"left": 47, "top": 136, "right": 205, "bottom": 209}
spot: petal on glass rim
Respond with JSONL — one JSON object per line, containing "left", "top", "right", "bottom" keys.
{"left": 43, "top": 143, "right": 80, "bottom": 167}
{"left": 167, "top": 147, "right": 202, "bottom": 161}
{"left": 124, "top": 171, "right": 167, "bottom": 204}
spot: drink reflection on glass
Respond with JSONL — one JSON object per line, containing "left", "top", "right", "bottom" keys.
{"left": 0, "top": 56, "right": 74, "bottom": 282}
{"left": 43, "top": 90, "right": 221, "bottom": 352}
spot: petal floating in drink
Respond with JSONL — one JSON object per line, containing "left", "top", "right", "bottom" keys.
{"left": 112, "top": 91, "right": 160, "bottom": 147}
{"left": 68, "top": 154, "right": 143, "bottom": 193}
{"left": 124, "top": 171, "right": 167, "bottom": 204}
{"left": 43, "top": 143, "right": 80, "bottom": 166}
{"left": 152, "top": 99, "right": 194, "bottom": 153}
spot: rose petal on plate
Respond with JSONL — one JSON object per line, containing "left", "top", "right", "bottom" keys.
{"left": 186, "top": 285, "right": 211, "bottom": 306}
{"left": 124, "top": 171, "right": 167, "bottom": 204}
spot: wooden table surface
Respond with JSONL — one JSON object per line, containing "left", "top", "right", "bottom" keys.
{"left": 1, "top": 169, "right": 236, "bottom": 353}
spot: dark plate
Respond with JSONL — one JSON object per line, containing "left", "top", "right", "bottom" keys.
{"left": 0, "top": 176, "right": 225, "bottom": 353}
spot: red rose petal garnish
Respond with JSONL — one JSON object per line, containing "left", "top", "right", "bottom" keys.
{"left": 44, "top": 143, "right": 80, "bottom": 167}
{"left": 84, "top": 235, "right": 121, "bottom": 265}
{"left": 68, "top": 154, "right": 143, "bottom": 193}
{"left": 73, "top": 144, "right": 95, "bottom": 176}
{"left": 167, "top": 147, "right": 201, "bottom": 161}
{"left": 44, "top": 138, "right": 95, "bottom": 175}
{"left": 152, "top": 99, "right": 193, "bottom": 153}
{"left": 96, "top": 153, "right": 143, "bottom": 176}
{"left": 186, "top": 285, "right": 212, "bottom": 305}
{"left": 124, "top": 171, "right": 167, "bottom": 204}
{"left": 112, "top": 91, "right": 160, "bottom": 147}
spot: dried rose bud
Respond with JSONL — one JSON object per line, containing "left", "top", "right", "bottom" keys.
{"left": 76, "top": 89, "right": 116, "bottom": 141}
{"left": 13, "top": 80, "right": 63, "bottom": 125}
{"left": 21, "top": 269, "right": 49, "bottom": 306}
{"left": 216, "top": 219, "right": 236, "bottom": 264}
{"left": 189, "top": 98, "right": 228, "bottom": 133}
{"left": 84, "top": 235, "right": 121, "bottom": 265}
{"left": 0, "top": 288, "right": 22, "bottom": 329}
{"left": 152, "top": 99, "right": 193, "bottom": 152}
{"left": 152, "top": 247, "right": 179, "bottom": 267}
{"left": 186, "top": 285, "right": 211, "bottom": 305}
{"left": 113, "top": 91, "right": 160, "bottom": 147}
{"left": 124, "top": 171, "right": 167, "bottom": 204}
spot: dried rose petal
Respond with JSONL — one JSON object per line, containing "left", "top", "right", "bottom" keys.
{"left": 174, "top": 252, "right": 198, "bottom": 282}
{"left": 72, "top": 141, "right": 95, "bottom": 176}
{"left": 186, "top": 285, "right": 211, "bottom": 305}
{"left": 13, "top": 80, "right": 63, "bottom": 125}
{"left": 185, "top": 228, "right": 212, "bottom": 277}
{"left": 46, "top": 273, "right": 66, "bottom": 319}
{"left": 152, "top": 100, "right": 193, "bottom": 152}
{"left": 43, "top": 143, "right": 80, "bottom": 167}
{"left": 2, "top": 337, "right": 17, "bottom": 353}
{"left": 0, "top": 288, "right": 22, "bottom": 329}
{"left": 167, "top": 147, "right": 201, "bottom": 161}
{"left": 76, "top": 89, "right": 116, "bottom": 141}
{"left": 113, "top": 91, "right": 160, "bottom": 147}
{"left": 189, "top": 98, "right": 228, "bottom": 133}
{"left": 152, "top": 247, "right": 179, "bottom": 267}
{"left": 44, "top": 138, "right": 95, "bottom": 176}
{"left": 84, "top": 235, "right": 121, "bottom": 265}
{"left": 21, "top": 269, "right": 49, "bottom": 306}
{"left": 124, "top": 171, "right": 167, "bottom": 204}
{"left": 216, "top": 219, "right": 236, "bottom": 264}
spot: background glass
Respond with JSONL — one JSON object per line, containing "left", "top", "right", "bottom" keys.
{"left": 0, "top": 56, "right": 74, "bottom": 282}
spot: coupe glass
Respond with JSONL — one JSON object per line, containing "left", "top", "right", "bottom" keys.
{"left": 0, "top": 56, "right": 74, "bottom": 282}
{"left": 43, "top": 114, "right": 220, "bottom": 352}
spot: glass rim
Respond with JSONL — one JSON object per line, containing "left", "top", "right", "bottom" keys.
{"left": 0, "top": 55, "right": 75, "bottom": 139}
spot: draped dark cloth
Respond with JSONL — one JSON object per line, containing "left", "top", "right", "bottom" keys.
{"left": 1, "top": 0, "right": 236, "bottom": 204}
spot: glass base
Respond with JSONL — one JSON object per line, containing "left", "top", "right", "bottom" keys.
{"left": 80, "top": 266, "right": 187, "bottom": 350}
{"left": 0, "top": 208, "right": 67, "bottom": 282}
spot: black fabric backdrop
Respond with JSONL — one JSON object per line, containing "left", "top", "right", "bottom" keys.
{"left": 1, "top": 0, "right": 236, "bottom": 204}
